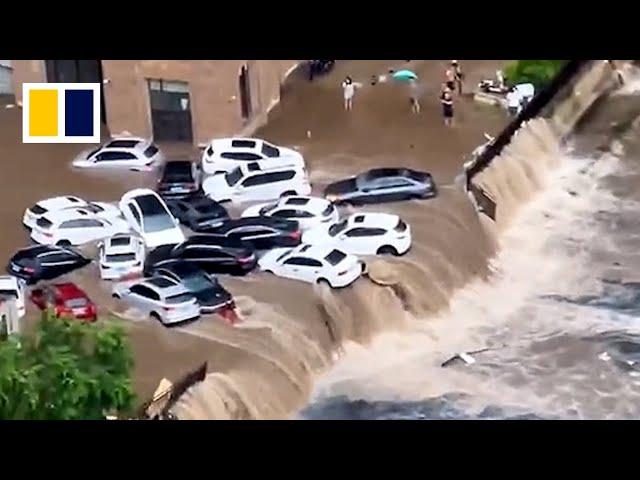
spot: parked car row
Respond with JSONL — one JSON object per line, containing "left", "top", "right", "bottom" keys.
{"left": 4, "top": 136, "right": 437, "bottom": 327}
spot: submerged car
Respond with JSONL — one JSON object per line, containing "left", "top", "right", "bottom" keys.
{"left": 144, "top": 235, "right": 257, "bottom": 276}
{"left": 324, "top": 168, "right": 436, "bottom": 205}
{"left": 6, "top": 245, "right": 91, "bottom": 284}
{"left": 201, "top": 137, "right": 305, "bottom": 175}
{"left": 165, "top": 195, "right": 229, "bottom": 232}
{"left": 258, "top": 244, "right": 364, "bottom": 288}
{"left": 303, "top": 213, "right": 411, "bottom": 256}
{"left": 156, "top": 160, "right": 201, "bottom": 199}
{"left": 72, "top": 137, "right": 164, "bottom": 170}
{"left": 241, "top": 195, "right": 339, "bottom": 231}
{"left": 22, "top": 196, "right": 121, "bottom": 231}
{"left": 150, "top": 262, "right": 234, "bottom": 314}
{"left": 30, "top": 282, "right": 97, "bottom": 322}
{"left": 99, "top": 233, "right": 146, "bottom": 280}
{"left": 0, "top": 275, "right": 26, "bottom": 317}
{"left": 198, "top": 217, "right": 302, "bottom": 250}
{"left": 112, "top": 276, "right": 200, "bottom": 326}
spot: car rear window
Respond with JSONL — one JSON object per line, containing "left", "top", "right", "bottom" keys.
{"left": 147, "top": 277, "right": 176, "bottom": 288}
{"left": 0, "top": 289, "right": 18, "bottom": 299}
{"left": 163, "top": 162, "right": 193, "bottom": 181}
{"left": 143, "top": 145, "right": 160, "bottom": 158}
{"left": 110, "top": 236, "right": 131, "bottom": 247}
{"left": 284, "top": 198, "right": 309, "bottom": 206}
{"left": 225, "top": 167, "right": 243, "bottom": 186}
{"left": 106, "top": 253, "right": 136, "bottom": 262}
{"left": 106, "top": 140, "right": 140, "bottom": 149}
{"left": 65, "top": 298, "right": 88, "bottom": 308}
{"left": 325, "top": 250, "right": 347, "bottom": 266}
{"left": 36, "top": 217, "right": 53, "bottom": 229}
{"left": 165, "top": 292, "right": 194, "bottom": 304}
{"left": 261, "top": 143, "right": 280, "bottom": 158}
{"left": 30, "top": 204, "right": 47, "bottom": 215}
{"left": 231, "top": 140, "right": 256, "bottom": 149}
{"left": 395, "top": 219, "right": 408, "bottom": 232}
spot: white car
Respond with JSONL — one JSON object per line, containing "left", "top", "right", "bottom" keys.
{"left": 303, "top": 213, "right": 411, "bottom": 256}
{"left": 72, "top": 137, "right": 164, "bottom": 170}
{"left": 241, "top": 196, "right": 339, "bottom": 231}
{"left": 23, "top": 196, "right": 123, "bottom": 231}
{"left": 203, "top": 162, "right": 311, "bottom": 205}
{"left": 119, "top": 189, "right": 185, "bottom": 248}
{"left": 30, "top": 208, "right": 131, "bottom": 246}
{"left": 112, "top": 276, "right": 200, "bottom": 325}
{"left": 258, "top": 244, "right": 364, "bottom": 288}
{"left": 201, "top": 137, "right": 304, "bottom": 175}
{"left": 99, "top": 234, "right": 146, "bottom": 280}
{"left": 0, "top": 275, "right": 26, "bottom": 317}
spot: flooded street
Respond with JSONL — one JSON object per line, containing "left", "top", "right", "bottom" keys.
{"left": 0, "top": 60, "right": 508, "bottom": 415}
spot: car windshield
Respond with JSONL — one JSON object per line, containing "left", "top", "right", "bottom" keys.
{"left": 87, "top": 148, "right": 101, "bottom": 159}
{"left": 225, "top": 167, "right": 243, "bottom": 186}
{"left": 106, "top": 253, "right": 136, "bottom": 262}
{"left": 325, "top": 250, "right": 347, "bottom": 266}
{"left": 165, "top": 292, "right": 194, "bottom": 304}
{"left": 65, "top": 298, "right": 88, "bottom": 308}
{"left": 181, "top": 274, "right": 214, "bottom": 293}
{"left": 144, "top": 214, "right": 176, "bottom": 233}
{"left": 136, "top": 195, "right": 175, "bottom": 232}
{"left": 0, "top": 289, "right": 18, "bottom": 299}
{"left": 261, "top": 142, "right": 280, "bottom": 158}
{"left": 328, "top": 220, "right": 348, "bottom": 237}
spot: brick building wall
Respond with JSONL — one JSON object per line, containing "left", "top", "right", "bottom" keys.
{"left": 11, "top": 60, "right": 299, "bottom": 144}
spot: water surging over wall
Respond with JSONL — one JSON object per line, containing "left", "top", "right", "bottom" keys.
{"left": 171, "top": 114, "right": 571, "bottom": 419}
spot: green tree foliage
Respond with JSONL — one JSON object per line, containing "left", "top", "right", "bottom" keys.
{"left": 504, "top": 60, "right": 567, "bottom": 89}
{"left": 0, "top": 311, "right": 135, "bottom": 419}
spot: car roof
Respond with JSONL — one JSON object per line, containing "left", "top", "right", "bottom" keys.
{"left": 0, "top": 276, "right": 19, "bottom": 289}
{"left": 36, "top": 196, "right": 87, "bottom": 209}
{"left": 289, "top": 243, "right": 336, "bottom": 260}
{"left": 43, "top": 207, "right": 100, "bottom": 223}
{"left": 122, "top": 189, "right": 170, "bottom": 216}
{"left": 13, "top": 245, "right": 78, "bottom": 260}
{"left": 237, "top": 161, "right": 301, "bottom": 176}
{"left": 154, "top": 261, "right": 205, "bottom": 278}
{"left": 184, "top": 234, "right": 252, "bottom": 250}
{"left": 142, "top": 276, "right": 189, "bottom": 296}
{"left": 346, "top": 213, "right": 399, "bottom": 229}
{"left": 163, "top": 160, "right": 193, "bottom": 172}
{"left": 102, "top": 137, "right": 149, "bottom": 151}
{"left": 216, "top": 217, "right": 298, "bottom": 231}
{"left": 277, "top": 196, "right": 328, "bottom": 212}
{"left": 211, "top": 137, "right": 263, "bottom": 150}
{"left": 52, "top": 283, "right": 87, "bottom": 299}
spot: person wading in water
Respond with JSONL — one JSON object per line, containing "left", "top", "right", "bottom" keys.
{"left": 452, "top": 60, "right": 464, "bottom": 95}
{"left": 440, "top": 84, "right": 454, "bottom": 126}
{"left": 445, "top": 64, "right": 456, "bottom": 94}
{"left": 342, "top": 76, "right": 356, "bottom": 111}
{"left": 409, "top": 79, "right": 422, "bottom": 114}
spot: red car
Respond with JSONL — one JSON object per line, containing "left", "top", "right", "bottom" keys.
{"left": 30, "top": 282, "right": 97, "bottom": 322}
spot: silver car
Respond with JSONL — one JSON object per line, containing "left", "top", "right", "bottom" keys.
{"left": 112, "top": 276, "right": 200, "bottom": 325}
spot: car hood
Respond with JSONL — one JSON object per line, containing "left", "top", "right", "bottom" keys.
{"left": 202, "top": 175, "right": 232, "bottom": 201}
{"left": 302, "top": 225, "right": 332, "bottom": 245}
{"left": 142, "top": 228, "right": 185, "bottom": 249}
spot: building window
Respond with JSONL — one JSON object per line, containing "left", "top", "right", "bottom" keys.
{"left": 147, "top": 79, "right": 193, "bottom": 143}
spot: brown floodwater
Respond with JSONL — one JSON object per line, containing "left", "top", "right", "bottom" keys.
{"left": 0, "top": 60, "right": 508, "bottom": 416}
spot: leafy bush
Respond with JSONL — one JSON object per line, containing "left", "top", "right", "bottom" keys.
{"left": 0, "top": 311, "right": 135, "bottom": 419}
{"left": 504, "top": 60, "right": 567, "bottom": 89}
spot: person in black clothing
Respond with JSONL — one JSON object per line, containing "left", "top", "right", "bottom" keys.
{"left": 440, "top": 84, "right": 454, "bottom": 126}
{"left": 452, "top": 60, "right": 464, "bottom": 95}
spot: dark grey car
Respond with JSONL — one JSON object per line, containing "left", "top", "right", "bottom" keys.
{"left": 324, "top": 168, "right": 437, "bottom": 205}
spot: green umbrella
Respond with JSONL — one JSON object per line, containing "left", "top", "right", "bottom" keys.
{"left": 392, "top": 70, "right": 418, "bottom": 81}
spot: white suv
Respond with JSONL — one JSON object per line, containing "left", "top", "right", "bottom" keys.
{"left": 99, "top": 234, "right": 146, "bottom": 280}
{"left": 72, "top": 137, "right": 164, "bottom": 171}
{"left": 112, "top": 276, "right": 200, "bottom": 325}
{"left": 201, "top": 137, "right": 304, "bottom": 174}
{"left": 203, "top": 162, "right": 311, "bottom": 204}
{"left": 303, "top": 213, "right": 412, "bottom": 256}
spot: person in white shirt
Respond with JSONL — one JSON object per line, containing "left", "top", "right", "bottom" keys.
{"left": 342, "top": 76, "right": 356, "bottom": 111}
{"left": 506, "top": 87, "right": 521, "bottom": 117}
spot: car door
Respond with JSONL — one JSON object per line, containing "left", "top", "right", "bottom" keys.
{"left": 81, "top": 218, "right": 110, "bottom": 243}
{"left": 127, "top": 285, "right": 157, "bottom": 314}
{"left": 340, "top": 227, "right": 377, "bottom": 254}
{"left": 237, "top": 226, "right": 278, "bottom": 249}
{"left": 95, "top": 151, "right": 139, "bottom": 168}
{"left": 280, "top": 257, "right": 311, "bottom": 282}
{"left": 57, "top": 219, "right": 84, "bottom": 244}
{"left": 371, "top": 178, "right": 415, "bottom": 202}
{"left": 238, "top": 173, "right": 270, "bottom": 202}
{"left": 123, "top": 202, "right": 143, "bottom": 235}
{"left": 40, "top": 252, "right": 80, "bottom": 279}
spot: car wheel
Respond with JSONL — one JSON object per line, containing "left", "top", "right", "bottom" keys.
{"left": 317, "top": 278, "right": 332, "bottom": 288}
{"left": 56, "top": 240, "right": 71, "bottom": 247}
{"left": 264, "top": 269, "right": 273, "bottom": 275}
{"left": 377, "top": 245, "right": 399, "bottom": 256}
{"left": 150, "top": 312, "right": 161, "bottom": 322}
{"left": 112, "top": 293, "right": 120, "bottom": 299}
{"left": 281, "top": 190, "right": 297, "bottom": 198}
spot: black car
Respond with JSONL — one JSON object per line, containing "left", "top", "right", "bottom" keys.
{"left": 145, "top": 235, "right": 257, "bottom": 276}
{"left": 150, "top": 261, "right": 234, "bottom": 314}
{"left": 198, "top": 217, "right": 301, "bottom": 250}
{"left": 156, "top": 160, "right": 201, "bottom": 198}
{"left": 6, "top": 245, "right": 90, "bottom": 285}
{"left": 165, "top": 194, "right": 229, "bottom": 232}
{"left": 324, "top": 168, "right": 437, "bottom": 205}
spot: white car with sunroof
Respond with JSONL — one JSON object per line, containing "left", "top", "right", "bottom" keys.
{"left": 112, "top": 276, "right": 200, "bottom": 325}
{"left": 72, "top": 137, "right": 164, "bottom": 170}
{"left": 0, "top": 275, "right": 26, "bottom": 317}
{"left": 22, "top": 196, "right": 121, "bottom": 231}
{"left": 201, "top": 137, "right": 305, "bottom": 175}
{"left": 258, "top": 244, "right": 364, "bottom": 288}
{"left": 303, "top": 213, "right": 411, "bottom": 256}
{"left": 203, "top": 162, "right": 311, "bottom": 205}
{"left": 30, "top": 208, "right": 131, "bottom": 247}
{"left": 119, "top": 189, "right": 185, "bottom": 248}
{"left": 241, "top": 195, "right": 339, "bottom": 231}
{"left": 99, "top": 234, "right": 146, "bottom": 280}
